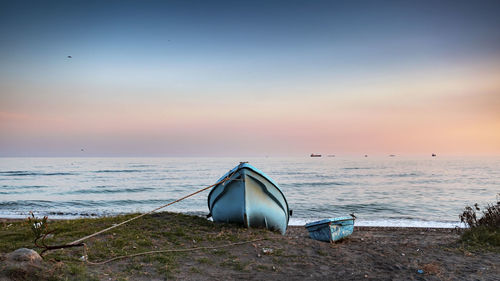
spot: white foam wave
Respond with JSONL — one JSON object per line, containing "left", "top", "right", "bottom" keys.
{"left": 289, "top": 218, "right": 466, "bottom": 228}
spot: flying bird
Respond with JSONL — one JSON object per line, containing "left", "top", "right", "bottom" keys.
{"left": 67, "top": 55, "right": 72, "bottom": 59}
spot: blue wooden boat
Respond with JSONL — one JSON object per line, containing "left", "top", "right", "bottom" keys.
{"left": 305, "top": 217, "right": 355, "bottom": 242}
{"left": 207, "top": 162, "right": 290, "bottom": 235}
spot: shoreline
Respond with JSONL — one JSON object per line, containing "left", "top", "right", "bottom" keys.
{"left": 0, "top": 215, "right": 465, "bottom": 229}
{"left": 1, "top": 212, "right": 498, "bottom": 280}
{"left": 0, "top": 216, "right": 461, "bottom": 230}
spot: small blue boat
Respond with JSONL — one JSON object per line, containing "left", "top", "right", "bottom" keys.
{"left": 305, "top": 217, "right": 355, "bottom": 242}
{"left": 207, "top": 162, "right": 290, "bottom": 234}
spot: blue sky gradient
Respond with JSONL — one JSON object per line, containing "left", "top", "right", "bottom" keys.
{"left": 1, "top": 0, "right": 500, "bottom": 156}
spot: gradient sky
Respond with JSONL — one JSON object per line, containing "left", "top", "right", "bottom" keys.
{"left": 1, "top": 0, "right": 500, "bottom": 156}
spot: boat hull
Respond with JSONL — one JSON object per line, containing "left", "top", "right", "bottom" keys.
{"left": 208, "top": 163, "right": 289, "bottom": 234}
{"left": 305, "top": 217, "right": 355, "bottom": 242}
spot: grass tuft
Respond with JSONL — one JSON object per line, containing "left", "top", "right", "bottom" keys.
{"left": 459, "top": 194, "right": 500, "bottom": 252}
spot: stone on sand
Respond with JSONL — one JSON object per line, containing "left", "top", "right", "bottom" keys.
{"left": 6, "top": 248, "right": 42, "bottom": 263}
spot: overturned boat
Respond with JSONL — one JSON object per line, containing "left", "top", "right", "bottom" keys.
{"left": 207, "top": 162, "right": 290, "bottom": 234}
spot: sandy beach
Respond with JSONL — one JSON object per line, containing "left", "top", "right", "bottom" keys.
{"left": 172, "top": 226, "right": 500, "bottom": 280}
{"left": 1, "top": 213, "right": 499, "bottom": 280}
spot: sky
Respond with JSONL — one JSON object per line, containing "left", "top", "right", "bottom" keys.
{"left": 1, "top": 0, "right": 500, "bottom": 157}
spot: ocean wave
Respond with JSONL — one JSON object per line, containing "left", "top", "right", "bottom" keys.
{"left": 93, "top": 169, "right": 144, "bottom": 173}
{"left": 0, "top": 171, "right": 76, "bottom": 176}
{"left": 343, "top": 167, "right": 372, "bottom": 170}
{"left": 128, "top": 164, "right": 155, "bottom": 168}
{"left": 0, "top": 185, "right": 48, "bottom": 190}
{"left": 0, "top": 191, "right": 24, "bottom": 194}
{"left": 0, "top": 200, "right": 55, "bottom": 208}
{"left": 288, "top": 218, "right": 465, "bottom": 228}
{"left": 64, "top": 187, "right": 156, "bottom": 194}
{"left": 386, "top": 172, "right": 421, "bottom": 177}
{"left": 301, "top": 203, "right": 407, "bottom": 215}
{"left": 0, "top": 199, "right": 178, "bottom": 212}
{"left": 281, "top": 181, "right": 348, "bottom": 187}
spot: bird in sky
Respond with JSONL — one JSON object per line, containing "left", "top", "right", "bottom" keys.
{"left": 67, "top": 55, "right": 72, "bottom": 58}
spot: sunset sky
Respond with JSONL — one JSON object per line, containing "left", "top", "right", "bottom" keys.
{"left": 1, "top": 0, "right": 499, "bottom": 156}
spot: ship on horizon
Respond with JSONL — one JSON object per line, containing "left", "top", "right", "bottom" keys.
{"left": 310, "top": 153, "right": 322, "bottom": 157}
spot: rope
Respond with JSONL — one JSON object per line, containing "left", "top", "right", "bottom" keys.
{"left": 67, "top": 167, "right": 239, "bottom": 246}
{"left": 84, "top": 238, "right": 266, "bottom": 265}
{"left": 69, "top": 172, "right": 235, "bottom": 246}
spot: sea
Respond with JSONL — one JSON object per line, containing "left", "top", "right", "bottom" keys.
{"left": 1, "top": 157, "right": 499, "bottom": 228}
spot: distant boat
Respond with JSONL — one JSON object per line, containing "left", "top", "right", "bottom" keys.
{"left": 432, "top": 153, "right": 437, "bottom": 157}
{"left": 305, "top": 217, "right": 355, "bottom": 242}
{"left": 207, "top": 162, "right": 290, "bottom": 234}
{"left": 389, "top": 154, "right": 396, "bottom": 157}
{"left": 327, "top": 155, "right": 335, "bottom": 157}
{"left": 364, "top": 155, "right": 368, "bottom": 157}
{"left": 310, "top": 153, "right": 322, "bottom": 157}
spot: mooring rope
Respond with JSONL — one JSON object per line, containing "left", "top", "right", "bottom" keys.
{"left": 69, "top": 181, "right": 217, "bottom": 246}
{"left": 34, "top": 167, "right": 239, "bottom": 257}
{"left": 69, "top": 170, "right": 237, "bottom": 246}
{"left": 84, "top": 238, "right": 266, "bottom": 265}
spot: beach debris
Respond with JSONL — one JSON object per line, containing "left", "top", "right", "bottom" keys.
{"left": 25, "top": 212, "right": 85, "bottom": 255}
{"left": 262, "top": 248, "right": 274, "bottom": 255}
{"left": 417, "top": 269, "right": 424, "bottom": 274}
{"left": 401, "top": 253, "right": 405, "bottom": 256}
{"left": 6, "top": 248, "right": 42, "bottom": 263}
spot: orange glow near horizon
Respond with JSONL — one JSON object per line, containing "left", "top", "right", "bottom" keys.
{"left": 2, "top": 58, "right": 499, "bottom": 156}
{"left": 1, "top": 1, "right": 500, "bottom": 156}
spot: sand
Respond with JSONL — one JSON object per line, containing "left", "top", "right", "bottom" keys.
{"left": 1, "top": 216, "right": 499, "bottom": 280}
{"left": 174, "top": 226, "right": 500, "bottom": 280}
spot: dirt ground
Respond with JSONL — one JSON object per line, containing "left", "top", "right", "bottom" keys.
{"left": 1, "top": 214, "right": 499, "bottom": 280}
{"left": 167, "top": 226, "right": 499, "bottom": 281}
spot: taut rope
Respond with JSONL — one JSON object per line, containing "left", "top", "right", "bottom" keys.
{"left": 37, "top": 168, "right": 238, "bottom": 254}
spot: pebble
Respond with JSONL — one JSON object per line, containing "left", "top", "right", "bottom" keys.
{"left": 262, "top": 248, "right": 274, "bottom": 255}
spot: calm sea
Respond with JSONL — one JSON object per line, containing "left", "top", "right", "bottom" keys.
{"left": 1, "top": 157, "right": 499, "bottom": 228}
